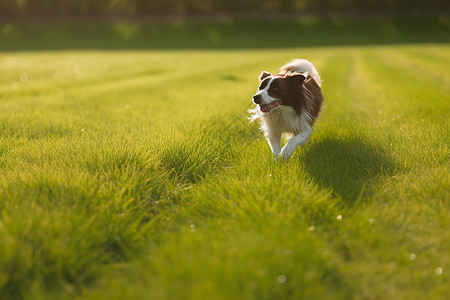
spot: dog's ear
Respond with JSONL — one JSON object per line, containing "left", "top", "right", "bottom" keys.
{"left": 287, "top": 73, "right": 306, "bottom": 85}
{"left": 259, "top": 71, "right": 272, "bottom": 82}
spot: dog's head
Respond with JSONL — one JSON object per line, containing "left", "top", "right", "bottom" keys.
{"left": 252, "top": 71, "right": 306, "bottom": 113}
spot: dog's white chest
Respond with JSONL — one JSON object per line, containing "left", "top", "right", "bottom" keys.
{"left": 262, "top": 106, "right": 310, "bottom": 137}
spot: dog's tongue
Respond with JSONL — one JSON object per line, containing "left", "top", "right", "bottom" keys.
{"left": 260, "top": 105, "right": 270, "bottom": 112}
{"left": 260, "top": 100, "right": 280, "bottom": 113}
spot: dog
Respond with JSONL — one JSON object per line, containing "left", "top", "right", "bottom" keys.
{"left": 250, "top": 59, "right": 324, "bottom": 160}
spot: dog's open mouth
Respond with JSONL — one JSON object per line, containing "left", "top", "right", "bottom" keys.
{"left": 259, "top": 100, "right": 280, "bottom": 113}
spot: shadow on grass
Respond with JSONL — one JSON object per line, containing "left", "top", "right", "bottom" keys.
{"left": 1, "top": 16, "right": 449, "bottom": 51}
{"left": 303, "top": 137, "right": 396, "bottom": 204}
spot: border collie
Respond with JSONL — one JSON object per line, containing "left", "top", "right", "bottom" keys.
{"left": 250, "top": 59, "right": 324, "bottom": 160}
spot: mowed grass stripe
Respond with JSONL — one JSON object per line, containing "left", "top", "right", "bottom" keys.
{"left": 0, "top": 50, "right": 298, "bottom": 100}
{"left": 384, "top": 48, "right": 450, "bottom": 87}
{"left": 358, "top": 48, "right": 449, "bottom": 170}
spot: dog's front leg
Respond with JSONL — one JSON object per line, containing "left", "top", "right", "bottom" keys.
{"left": 280, "top": 126, "right": 312, "bottom": 161}
{"left": 266, "top": 131, "right": 281, "bottom": 157}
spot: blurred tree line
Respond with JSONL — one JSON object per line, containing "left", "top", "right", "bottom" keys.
{"left": 1, "top": 0, "right": 448, "bottom": 18}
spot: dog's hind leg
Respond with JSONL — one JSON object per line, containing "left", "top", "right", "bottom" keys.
{"left": 279, "top": 125, "right": 313, "bottom": 161}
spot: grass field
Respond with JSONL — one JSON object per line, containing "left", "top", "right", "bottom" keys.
{"left": 0, "top": 17, "right": 449, "bottom": 299}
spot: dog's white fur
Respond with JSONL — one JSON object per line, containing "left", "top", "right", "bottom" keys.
{"left": 250, "top": 59, "right": 322, "bottom": 160}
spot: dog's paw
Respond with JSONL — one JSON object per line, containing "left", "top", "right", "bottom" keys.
{"left": 279, "top": 152, "right": 291, "bottom": 161}
{"left": 280, "top": 144, "right": 296, "bottom": 161}
{"left": 279, "top": 150, "right": 292, "bottom": 161}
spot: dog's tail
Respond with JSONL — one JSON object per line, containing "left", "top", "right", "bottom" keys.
{"left": 280, "top": 59, "right": 322, "bottom": 87}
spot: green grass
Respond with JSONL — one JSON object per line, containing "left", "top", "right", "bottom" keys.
{"left": 0, "top": 17, "right": 449, "bottom": 299}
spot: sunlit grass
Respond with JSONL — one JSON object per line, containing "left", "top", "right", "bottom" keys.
{"left": 0, "top": 19, "right": 449, "bottom": 299}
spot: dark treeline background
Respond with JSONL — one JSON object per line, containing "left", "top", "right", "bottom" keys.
{"left": 1, "top": 0, "right": 449, "bottom": 19}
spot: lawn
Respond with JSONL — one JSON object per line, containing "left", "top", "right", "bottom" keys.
{"left": 0, "top": 16, "right": 449, "bottom": 299}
